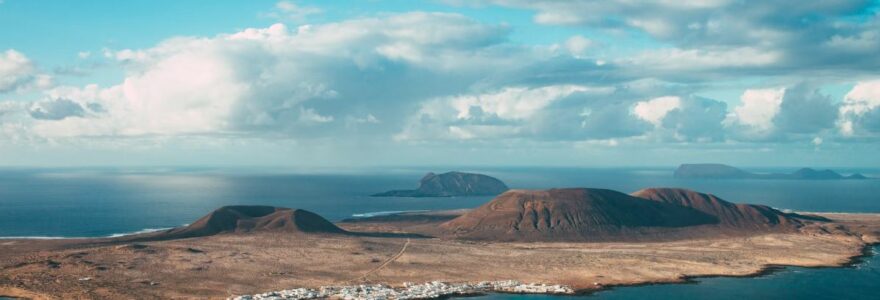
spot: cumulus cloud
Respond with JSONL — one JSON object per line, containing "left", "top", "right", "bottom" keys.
{"left": 396, "top": 85, "right": 596, "bottom": 140}
{"left": 632, "top": 96, "right": 681, "bottom": 126}
{"left": 28, "top": 98, "right": 89, "bottom": 120}
{"left": 13, "top": 13, "right": 529, "bottom": 140}
{"left": 484, "top": 0, "right": 880, "bottom": 76}
{"left": 632, "top": 95, "right": 727, "bottom": 142}
{"left": 0, "top": 50, "right": 52, "bottom": 93}
{"left": 298, "top": 107, "right": 334, "bottom": 124}
{"left": 272, "top": 1, "right": 322, "bottom": 22}
{"left": 395, "top": 84, "right": 660, "bottom": 141}
{"left": 1, "top": 6, "right": 876, "bottom": 151}
{"left": 0, "top": 101, "right": 21, "bottom": 120}
{"left": 449, "top": 85, "right": 591, "bottom": 120}
{"left": 725, "top": 88, "right": 786, "bottom": 133}
{"left": 564, "top": 35, "right": 592, "bottom": 57}
{"left": 620, "top": 47, "right": 782, "bottom": 77}
{"left": 722, "top": 85, "right": 839, "bottom": 141}
{"left": 773, "top": 84, "right": 837, "bottom": 134}
{"left": 661, "top": 96, "right": 728, "bottom": 142}
{"left": 839, "top": 79, "right": 880, "bottom": 136}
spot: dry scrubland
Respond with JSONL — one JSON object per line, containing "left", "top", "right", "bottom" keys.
{"left": 0, "top": 213, "right": 878, "bottom": 299}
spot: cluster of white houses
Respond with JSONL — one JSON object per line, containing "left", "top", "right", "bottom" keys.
{"left": 231, "top": 280, "right": 574, "bottom": 300}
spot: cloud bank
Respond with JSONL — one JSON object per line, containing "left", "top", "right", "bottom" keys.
{"left": 1, "top": 1, "right": 879, "bottom": 166}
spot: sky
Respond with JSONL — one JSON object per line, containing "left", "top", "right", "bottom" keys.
{"left": 0, "top": 0, "right": 879, "bottom": 168}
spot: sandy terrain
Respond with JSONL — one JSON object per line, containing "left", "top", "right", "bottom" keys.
{"left": 1, "top": 213, "right": 878, "bottom": 299}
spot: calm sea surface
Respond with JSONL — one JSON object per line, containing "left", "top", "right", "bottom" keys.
{"left": 1, "top": 167, "right": 878, "bottom": 298}
{"left": 478, "top": 246, "right": 880, "bottom": 300}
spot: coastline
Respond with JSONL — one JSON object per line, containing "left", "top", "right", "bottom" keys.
{"left": 2, "top": 213, "right": 879, "bottom": 299}
{"left": 580, "top": 241, "right": 878, "bottom": 297}
{"left": 0, "top": 227, "right": 175, "bottom": 241}
{"left": 2, "top": 240, "right": 876, "bottom": 300}
{"left": 229, "top": 236, "right": 878, "bottom": 299}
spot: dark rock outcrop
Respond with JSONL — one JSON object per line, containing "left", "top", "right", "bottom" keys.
{"left": 155, "top": 206, "right": 346, "bottom": 239}
{"left": 439, "top": 188, "right": 718, "bottom": 242}
{"left": 372, "top": 171, "right": 509, "bottom": 197}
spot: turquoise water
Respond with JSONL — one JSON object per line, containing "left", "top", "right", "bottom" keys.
{"left": 1, "top": 167, "right": 879, "bottom": 299}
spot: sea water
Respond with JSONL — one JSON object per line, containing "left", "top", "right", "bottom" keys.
{"left": 1, "top": 167, "right": 879, "bottom": 298}
{"left": 477, "top": 246, "right": 880, "bottom": 300}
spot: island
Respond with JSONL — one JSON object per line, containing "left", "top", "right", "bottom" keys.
{"left": 674, "top": 163, "right": 869, "bottom": 180}
{"left": 1, "top": 187, "right": 878, "bottom": 299}
{"left": 371, "top": 171, "right": 509, "bottom": 197}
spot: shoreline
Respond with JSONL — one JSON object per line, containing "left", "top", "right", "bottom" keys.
{"left": 0, "top": 227, "right": 174, "bottom": 241}
{"left": 3, "top": 241, "right": 876, "bottom": 300}
{"left": 231, "top": 241, "right": 879, "bottom": 299}
{"left": 575, "top": 241, "right": 878, "bottom": 297}
{"left": 3, "top": 213, "right": 879, "bottom": 299}
{"left": 0, "top": 209, "right": 869, "bottom": 241}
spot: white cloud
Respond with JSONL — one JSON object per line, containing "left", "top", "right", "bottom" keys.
{"left": 629, "top": 95, "right": 728, "bottom": 142}
{"left": 0, "top": 49, "right": 52, "bottom": 93}
{"left": 272, "top": 1, "right": 322, "bottom": 22}
{"left": 1, "top": 5, "right": 877, "bottom": 154}
{"left": 488, "top": 0, "right": 880, "bottom": 77}
{"left": 298, "top": 107, "right": 334, "bottom": 124}
{"left": 564, "top": 35, "right": 592, "bottom": 57}
{"left": 29, "top": 98, "right": 89, "bottom": 120}
{"left": 9, "top": 13, "right": 521, "bottom": 140}
{"left": 725, "top": 88, "right": 785, "bottom": 132}
{"left": 347, "top": 114, "right": 380, "bottom": 125}
{"left": 632, "top": 96, "right": 681, "bottom": 126}
{"left": 712, "top": 84, "right": 839, "bottom": 142}
{"left": 396, "top": 84, "right": 624, "bottom": 141}
{"left": 624, "top": 47, "right": 781, "bottom": 72}
{"left": 840, "top": 80, "right": 880, "bottom": 116}
{"left": 838, "top": 79, "right": 880, "bottom": 136}
{"left": 449, "top": 85, "right": 591, "bottom": 120}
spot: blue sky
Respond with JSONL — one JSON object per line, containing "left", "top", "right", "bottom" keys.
{"left": 1, "top": 0, "right": 879, "bottom": 167}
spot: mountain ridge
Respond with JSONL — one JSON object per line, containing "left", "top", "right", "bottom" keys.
{"left": 439, "top": 188, "right": 720, "bottom": 242}
{"left": 152, "top": 205, "right": 346, "bottom": 239}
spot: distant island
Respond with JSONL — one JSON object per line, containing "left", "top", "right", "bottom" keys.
{"left": 674, "top": 163, "right": 868, "bottom": 180}
{"left": 372, "top": 171, "right": 509, "bottom": 197}
{"left": 2, "top": 186, "right": 877, "bottom": 299}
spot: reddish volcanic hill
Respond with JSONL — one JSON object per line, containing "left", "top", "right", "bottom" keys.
{"left": 440, "top": 188, "right": 718, "bottom": 242}
{"left": 157, "top": 206, "right": 346, "bottom": 239}
{"left": 631, "top": 188, "right": 806, "bottom": 230}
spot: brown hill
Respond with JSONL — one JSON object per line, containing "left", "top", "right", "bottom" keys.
{"left": 439, "top": 188, "right": 718, "bottom": 242}
{"left": 155, "top": 206, "right": 346, "bottom": 239}
{"left": 631, "top": 188, "right": 808, "bottom": 230}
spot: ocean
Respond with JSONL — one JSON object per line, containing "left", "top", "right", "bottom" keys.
{"left": 1, "top": 166, "right": 879, "bottom": 298}
{"left": 478, "top": 246, "right": 880, "bottom": 300}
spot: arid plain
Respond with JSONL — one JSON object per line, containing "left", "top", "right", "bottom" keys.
{"left": 1, "top": 209, "right": 879, "bottom": 299}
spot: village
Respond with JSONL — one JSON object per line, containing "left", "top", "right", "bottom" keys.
{"left": 231, "top": 280, "right": 575, "bottom": 300}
